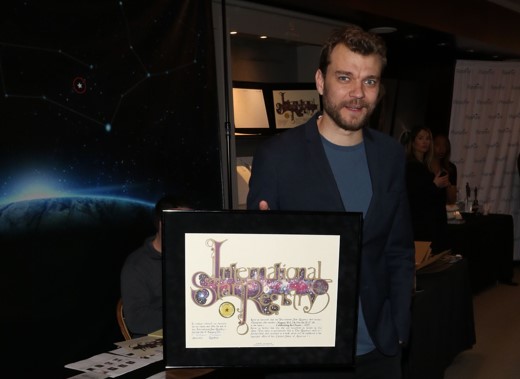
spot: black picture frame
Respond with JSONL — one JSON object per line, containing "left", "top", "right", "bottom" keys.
{"left": 233, "top": 81, "right": 321, "bottom": 135}
{"left": 162, "top": 210, "right": 362, "bottom": 370}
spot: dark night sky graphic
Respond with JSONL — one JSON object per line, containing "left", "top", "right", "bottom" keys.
{"left": 1, "top": 2, "right": 223, "bottom": 374}
{"left": 0, "top": 0, "right": 223, "bottom": 209}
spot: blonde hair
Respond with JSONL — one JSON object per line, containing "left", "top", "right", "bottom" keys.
{"left": 405, "top": 126, "right": 434, "bottom": 171}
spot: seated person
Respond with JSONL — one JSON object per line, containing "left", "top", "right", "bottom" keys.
{"left": 120, "top": 195, "right": 191, "bottom": 337}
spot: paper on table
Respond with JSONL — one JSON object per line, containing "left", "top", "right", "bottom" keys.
{"left": 148, "top": 329, "right": 163, "bottom": 338}
{"left": 65, "top": 351, "right": 157, "bottom": 378}
{"left": 65, "top": 336, "right": 163, "bottom": 378}
{"left": 66, "top": 372, "right": 108, "bottom": 379}
{"left": 109, "top": 346, "right": 163, "bottom": 362}
{"left": 145, "top": 372, "right": 166, "bottom": 379}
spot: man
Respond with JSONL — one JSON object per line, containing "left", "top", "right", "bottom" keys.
{"left": 120, "top": 195, "right": 190, "bottom": 337}
{"left": 247, "top": 24, "right": 414, "bottom": 378}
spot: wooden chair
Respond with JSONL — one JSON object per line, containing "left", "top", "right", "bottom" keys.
{"left": 116, "top": 299, "right": 215, "bottom": 378}
{"left": 116, "top": 298, "right": 132, "bottom": 340}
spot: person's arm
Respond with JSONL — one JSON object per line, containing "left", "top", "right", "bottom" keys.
{"left": 450, "top": 162, "right": 458, "bottom": 187}
{"left": 388, "top": 158, "right": 415, "bottom": 344}
{"left": 445, "top": 162, "right": 458, "bottom": 204}
{"left": 446, "top": 184, "right": 457, "bottom": 204}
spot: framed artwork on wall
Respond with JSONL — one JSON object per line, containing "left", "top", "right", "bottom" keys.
{"left": 233, "top": 81, "right": 321, "bottom": 135}
{"left": 232, "top": 88, "right": 269, "bottom": 130}
{"left": 272, "top": 88, "right": 320, "bottom": 129}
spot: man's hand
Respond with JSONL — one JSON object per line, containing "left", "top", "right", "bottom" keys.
{"left": 259, "top": 200, "right": 270, "bottom": 210}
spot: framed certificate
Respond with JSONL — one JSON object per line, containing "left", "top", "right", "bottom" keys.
{"left": 162, "top": 210, "right": 362, "bottom": 369}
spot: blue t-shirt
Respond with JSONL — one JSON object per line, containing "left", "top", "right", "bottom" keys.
{"left": 322, "top": 136, "right": 375, "bottom": 356}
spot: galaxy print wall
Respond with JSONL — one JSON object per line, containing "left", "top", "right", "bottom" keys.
{"left": 0, "top": 1, "right": 222, "bottom": 376}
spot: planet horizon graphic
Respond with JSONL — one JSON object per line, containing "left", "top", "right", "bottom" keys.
{"left": 0, "top": 195, "right": 155, "bottom": 235}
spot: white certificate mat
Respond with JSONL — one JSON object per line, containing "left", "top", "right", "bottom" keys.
{"left": 185, "top": 233, "right": 340, "bottom": 348}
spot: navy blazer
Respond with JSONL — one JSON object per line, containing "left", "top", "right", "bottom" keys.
{"left": 247, "top": 115, "right": 415, "bottom": 355}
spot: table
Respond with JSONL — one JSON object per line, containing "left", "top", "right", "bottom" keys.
{"left": 59, "top": 260, "right": 476, "bottom": 379}
{"left": 64, "top": 360, "right": 258, "bottom": 378}
{"left": 447, "top": 212, "right": 515, "bottom": 292}
{"left": 403, "top": 258, "right": 476, "bottom": 379}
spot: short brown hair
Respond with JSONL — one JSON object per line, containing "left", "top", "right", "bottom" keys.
{"left": 154, "top": 195, "right": 191, "bottom": 229}
{"left": 318, "top": 24, "right": 387, "bottom": 76}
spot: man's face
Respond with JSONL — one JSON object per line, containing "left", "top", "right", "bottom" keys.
{"left": 316, "top": 44, "right": 383, "bottom": 131}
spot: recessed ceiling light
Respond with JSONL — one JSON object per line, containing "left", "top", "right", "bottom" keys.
{"left": 369, "top": 26, "right": 397, "bottom": 34}
{"left": 259, "top": 35, "right": 268, "bottom": 39}
{"left": 229, "top": 30, "right": 238, "bottom": 35}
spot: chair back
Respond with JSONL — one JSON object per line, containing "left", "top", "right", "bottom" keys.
{"left": 116, "top": 298, "right": 132, "bottom": 340}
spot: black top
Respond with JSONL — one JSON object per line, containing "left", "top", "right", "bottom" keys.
{"left": 517, "top": 153, "right": 519, "bottom": 178}
{"left": 406, "top": 159, "right": 449, "bottom": 253}
{"left": 120, "top": 236, "right": 163, "bottom": 337}
{"left": 447, "top": 161, "right": 458, "bottom": 186}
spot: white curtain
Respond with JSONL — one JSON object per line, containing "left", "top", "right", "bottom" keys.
{"left": 449, "top": 60, "right": 520, "bottom": 260}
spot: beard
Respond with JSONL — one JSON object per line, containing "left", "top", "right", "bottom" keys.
{"left": 321, "top": 86, "right": 375, "bottom": 132}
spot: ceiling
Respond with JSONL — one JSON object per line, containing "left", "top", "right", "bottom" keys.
{"left": 237, "top": 0, "right": 520, "bottom": 62}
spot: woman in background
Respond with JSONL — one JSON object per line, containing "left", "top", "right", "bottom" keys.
{"left": 432, "top": 134, "right": 458, "bottom": 204}
{"left": 405, "top": 126, "right": 450, "bottom": 253}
